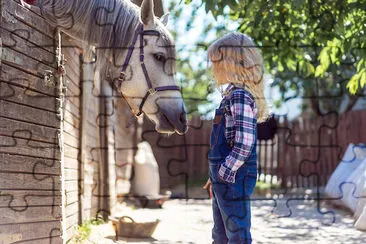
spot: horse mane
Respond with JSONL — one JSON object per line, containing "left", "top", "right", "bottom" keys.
{"left": 40, "top": 0, "right": 139, "bottom": 50}
{"left": 39, "top": 0, "right": 175, "bottom": 71}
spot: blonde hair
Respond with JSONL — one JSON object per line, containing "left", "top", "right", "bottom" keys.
{"left": 207, "top": 32, "right": 269, "bottom": 123}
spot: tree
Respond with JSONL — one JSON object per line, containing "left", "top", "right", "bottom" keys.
{"left": 168, "top": 0, "right": 239, "bottom": 117}
{"left": 181, "top": 0, "right": 366, "bottom": 115}
{"left": 201, "top": 0, "right": 365, "bottom": 114}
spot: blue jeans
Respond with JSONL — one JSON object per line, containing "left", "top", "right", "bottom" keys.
{"left": 209, "top": 162, "right": 257, "bottom": 244}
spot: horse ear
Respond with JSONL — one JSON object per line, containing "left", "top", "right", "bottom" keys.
{"left": 160, "top": 12, "right": 169, "bottom": 26}
{"left": 140, "top": 0, "right": 155, "bottom": 29}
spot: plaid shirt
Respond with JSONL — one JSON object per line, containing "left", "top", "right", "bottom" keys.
{"left": 218, "top": 85, "right": 258, "bottom": 183}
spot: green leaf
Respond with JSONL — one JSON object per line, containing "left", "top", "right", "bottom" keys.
{"left": 360, "top": 69, "right": 366, "bottom": 88}
{"left": 299, "top": 60, "right": 315, "bottom": 77}
{"left": 347, "top": 72, "right": 360, "bottom": 94}
{"left": 318, "top": 47, "right": 330, "bottom": 70}
{"left": 287, "top": 59, "right": 297, "bottom": 71}
{"left": 278, "top": 61, "right": 285, "bottom": 72}
{"left": 357, "top": 59, "right": 365, "bottom": 72}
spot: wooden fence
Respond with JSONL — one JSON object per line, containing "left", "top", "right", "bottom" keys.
{"left": 144, "top": 110, "right": 366, "bottom": 190}
{"left": 274, "top": 110, "right": 366, "bottom": 188}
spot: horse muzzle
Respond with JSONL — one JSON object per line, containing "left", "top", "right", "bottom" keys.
{"left": 156, "top": 106, "right": 188, "bottom": 135}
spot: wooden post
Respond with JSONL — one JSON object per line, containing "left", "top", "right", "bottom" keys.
{"left": 98, "top": 72, "right": 110, "bottom": 220}
{"left": 79, "top": 51, "right": 95, "bottom": 222}
{"left": 55, "top": 29, "right": 67, "bottom": 243}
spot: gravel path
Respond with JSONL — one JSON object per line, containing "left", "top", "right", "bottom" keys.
{"left": 86, "top": 198, "right": 365, "bottom": 244}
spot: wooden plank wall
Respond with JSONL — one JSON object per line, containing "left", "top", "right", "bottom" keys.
{"left": 61, "top": 36, "right": 82, "bottom": 242}
{"left": 79, "top": 62, "right": 138, "bottom": 220}
{"left": 1, "top": 1, "right": 139, "bottom": 242}
{"left": 0, "top": 0, "right": 62, "bottom": 243}
{"left": 100, "top": 81, "right": 138, "bottom": 215}
{"left": 79, "top": 56, "right": 100, "bottom": 222}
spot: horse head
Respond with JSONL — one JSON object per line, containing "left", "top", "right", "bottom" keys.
{"left": 115, "top": 0, "right": 187, "bottom": 135}
{"left": 37, "top": 0, "right": 187, "bottom": 134}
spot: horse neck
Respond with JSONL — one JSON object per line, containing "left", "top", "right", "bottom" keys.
{"left": 38, "top": 0, "right": 140, "bottom": 50}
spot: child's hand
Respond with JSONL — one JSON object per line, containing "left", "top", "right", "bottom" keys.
{"left": 203, "top": 178, "right": 212, "bottom": 199}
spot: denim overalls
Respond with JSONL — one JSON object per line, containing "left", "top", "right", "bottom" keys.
{"left": 208, "top": 97, "right": 258, "bottom": 244}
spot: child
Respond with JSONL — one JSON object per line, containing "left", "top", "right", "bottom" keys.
{"left": 203, "top": 32, "right": 269, "bottom": 243}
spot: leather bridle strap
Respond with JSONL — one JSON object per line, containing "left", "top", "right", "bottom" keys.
{"left": 117, "top": 23, "right": 181, "bottom": 117}
{"left": 117, "top": 24, "right": 143, "bottom": 89}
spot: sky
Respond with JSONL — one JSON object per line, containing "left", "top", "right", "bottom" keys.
{"left": 168, "top": 0, "right": 302, "bottom": 120}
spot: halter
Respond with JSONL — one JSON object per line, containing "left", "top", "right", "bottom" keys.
{"left": 117, "top": 24, "right": 180, "bottom": 117}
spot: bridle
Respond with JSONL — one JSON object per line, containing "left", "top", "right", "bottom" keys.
{"left": 116, "top": 23, "right": 180, "bottom": 117}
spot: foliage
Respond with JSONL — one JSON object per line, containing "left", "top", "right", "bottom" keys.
{"left": 69, "top": 216, "right": 105, "bottom": 243}
{"left": 173, "top": 0, "right": 365, "bottom": 115}
{"left": 197, "top": 0, "right": 366, "bottom": 114}
{"left": 168, "top": 0, "right": 238, "bottom": 116}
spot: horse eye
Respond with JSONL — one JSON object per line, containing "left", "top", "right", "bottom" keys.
{"left": 153, "top": 53, "right": 166, "bottom": 62}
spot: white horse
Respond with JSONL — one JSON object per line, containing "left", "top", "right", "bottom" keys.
{"left": 35, "top": 0, "right": 187, "bottom": 134}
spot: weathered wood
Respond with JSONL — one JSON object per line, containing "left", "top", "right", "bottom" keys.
{"left": 63, "top": 121, "right": 80, "bottom": 138}
{"left": 0, "top": 117, "right": 58, "bottom": 144}
{"left": 0, "top": 135, "right": 60, "bottom": 159}
{"left": 0, "top": 172, "right": 61, "bottom": 191}
{"left": 0, "top": 100, "right": 59, "bottom": 128}
{"left": 64, "top": 73, "right": 81, "bottom": 97}
{"left": 1, "top": 26, "right": 56, "bottom": 66}
{"left": 64, "top": 109, "right": 80, "bottom": 130}
{"left": 2, "top": 1, "right": 55, "bottom": 53}
{"left": 63, "top": 157, "right": 79, "bottom": 170}
{"left": 64, "top": 115, "right": 80, "bottom": 133}
{"left": 86, "top": 117, "right": 99, "bottom": 131}
{"left": 65, "top": 91, "right": 81, "bottom": 108}
{"left": 65, "top": 223, "right": 78, "bottom": 242}
{"left": 64, "top": 180, "right": 79, "bottom": 193}
{"left": 0, "top": 221, "right": 62, "bottom": 244}
{"left": 0, "top": 190, "right": 61, "bottom": 207}
{"left": 65, "top": 202, "right": 79, "bottom": 221}
{"left": 0, "top": 153, "right": 60, "bottom": 175}
{"left": 64, "top": 100, "right": 81, "bottom": 120}
{"left": 65, "top": 190, "right": 79, "bottom": 206}
{"left": 85, "top": 130, "right": 99, "bottom": 145}
{"left": 0, "top": 81, "right": 57, "bottom": 112}
{"left": 63, "top": 131, "right": 79, "bottom": 149}
{"left": 64, "top": 144, "right": 79, "bottom": 160}
{"left": 2, "top": 46, "right": 56, "bottom": 73}
{"left": 64, "top": 168, "right": 79, "bottom": 182}
{"left": 4, "top": 0, "right": 55, "bottom": 39}
{"left": 64, "top": 59, "right": 82, "bottom": 84}
{"left": 85, "top": 102, "right": 99, "bottom": 114}
{"left": 0, "top": 205, "right": 62, "bottom": 224}
{"left": 0, "top": 63, "right": 57, "bottom": 97}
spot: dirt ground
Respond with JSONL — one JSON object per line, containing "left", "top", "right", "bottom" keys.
{"left": 84, "top": 187, "right": 366, "bottom": 244}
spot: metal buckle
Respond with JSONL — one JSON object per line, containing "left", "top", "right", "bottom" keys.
{"left": 148, "top": 88, "right": 157, "bottom": 95}
{"left": 119, "top": 72, "right": 126, "bottom": 81}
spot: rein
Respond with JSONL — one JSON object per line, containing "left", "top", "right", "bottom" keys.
{"left": 117, "top": 23, "right": 180, "bottom": 117}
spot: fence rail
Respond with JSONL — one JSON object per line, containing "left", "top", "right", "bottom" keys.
{"left": 144, "top": 110, "right": 366, "bottom": 190}
{"left": 257, "top": 110, "right": 366, "bottom": 188}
